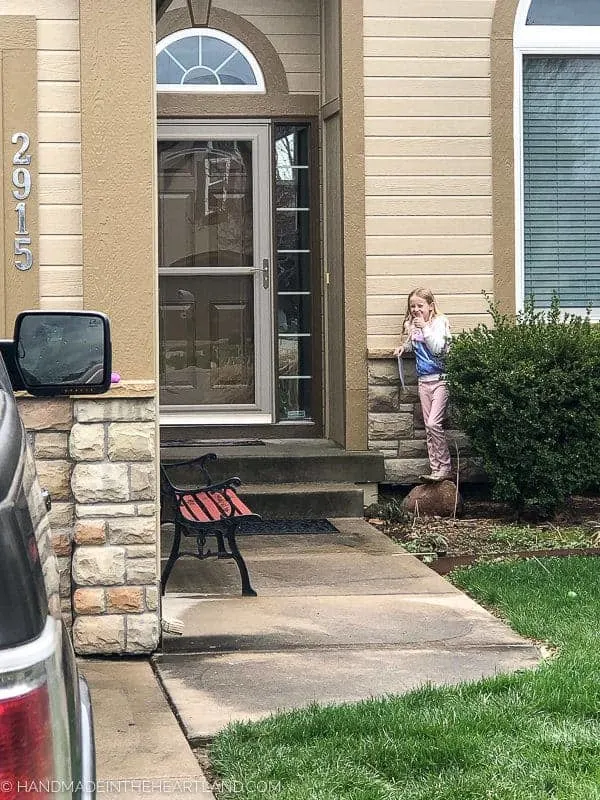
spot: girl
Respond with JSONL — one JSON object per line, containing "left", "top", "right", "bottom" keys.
{"left": 394, "top": 288, "right": 452, "bottom": 483}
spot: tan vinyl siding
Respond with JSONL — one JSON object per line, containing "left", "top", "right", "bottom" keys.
{"left": 38, "top": 143, "right": 81, "bottom": 173}
{"left": 0, "top": 1, "right": 78, "bottom": 18}
{"left": 38, "top": 174, "right": 81, "bottom": 204}
{"left": 366, "top": 118, "right": 491, "bottom": 137}
{"left": 366, "top": 176, "right": 492, "bottom": 195}
{"left": 39, "top": 265, "right": 83, "bottom": 295}
{"left": 369, "top": 292, "right": 490, "bottom": 316}
{"left": 364, "top": 78, "right": 490, "bottom": 97}
{"left": 37, "top": 82, "right": 80, "bottom": 112}
{"left": 38, "top": 112, "right": 80, "bottom": 142}
{"left": 365, "top": 1, "right": 494, "bottom": 16}
{"left": 365, "top": 137, "right": 491, "bottom": 156}
{"left": 364, "top": 0, "right": 494, "bottom": 350}
{"left": 38, "top": 51, "right": 79, "bottom": 80}
{"left": 366, "top": 216, "right": 492, "bottom": 236}
{"left": 368, "top": 255, "right": 494, "bottom": 275}
{"left": 368, "top": 313, "right": 488, "bottom": 336}
{"left": 364, "top": 19, "right": 492, "bottom": 37}
{"left": 0, "top": 3, "right": 83, "bottom": 310}
{"left": 368, "top": 274, "right": 494, "bottom": 294}
{"left": 366, "top": 157, "right": 491, "bottom": 176}
{"left": 40, "top": 296, "right": 83, "bottom": 309}
{"left": 40, "top": 234, "right": 82, "bottom": 266}
{"left": 219, "top": 0, "right": 320, "bottom": 94}
{"left": 365, "top": 58, "right": 490, "bottom": 78}
{"left": 364, "top": 38, "right": 489, "bottom": 59}
{"left": 12, "top": 2, "right": 84, "bottom": 309}
{"left": 38, "top": 204, "right": 82, "bottom": 235}
{"left": 37, "top": 20, "right": 79, "bottom": 49}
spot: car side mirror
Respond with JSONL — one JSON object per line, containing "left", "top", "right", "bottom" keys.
{"left": 11, "top": 311, "right": 112, "bottom": 396}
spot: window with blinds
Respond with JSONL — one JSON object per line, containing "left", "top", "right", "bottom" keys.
{"left": 523, "top": 56, "right": 600, "bottom": 309}
{"left": 526, "top": 0, "right": 600, "bottom": 25}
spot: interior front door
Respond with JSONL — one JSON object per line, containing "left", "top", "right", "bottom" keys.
{"left": 158, "top": 122, "right": 273, "bottom": 424}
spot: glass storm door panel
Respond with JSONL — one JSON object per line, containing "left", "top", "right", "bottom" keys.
{"left": 158, "top": 124, "right": 272, "bottom": 421}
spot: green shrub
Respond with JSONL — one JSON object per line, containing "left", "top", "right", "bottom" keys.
{"left": 445, "top": 295, "right": 600, "bottom": 516}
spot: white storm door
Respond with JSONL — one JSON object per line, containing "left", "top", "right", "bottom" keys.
{"left": 158, "top": 122, "right": 273, "bottom": 424}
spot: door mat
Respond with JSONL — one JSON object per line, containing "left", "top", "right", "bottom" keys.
{"left": 239, "top": 519, "right": 338, "bottom": 534}
{"left": 161, "top": 439, "right": 265, "bottom": 448}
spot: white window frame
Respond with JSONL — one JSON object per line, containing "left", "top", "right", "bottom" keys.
{"left": 156, "top": 28, "right": 266, "bottom": 94}
{"left": 513, "top": 0, "right": 600, "bottom": 318}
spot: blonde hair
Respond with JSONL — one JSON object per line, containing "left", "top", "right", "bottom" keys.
{"left": 403, "top": 287, "right": 441, "bottom": 328}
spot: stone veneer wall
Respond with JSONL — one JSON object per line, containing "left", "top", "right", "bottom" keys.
{"left": 18, "top": 393, "right": 160, "bottom": 654}
{"left": 19, "top": 397, "right": 78, "bottom": 626}
{"left": 367, "top": 354, "right": 485, "bottom": 484}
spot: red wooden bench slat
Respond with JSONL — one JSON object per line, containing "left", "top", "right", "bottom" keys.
{"left": 209, "top": 491, "right": 233, "bottom": 516}
{"left": 195, "top": 491, "right": 227, "bottom": 521}
{"left": 180, "top": 494, "right": 211, "bottom": 522}
{"left": 179, "top": 488, "right": 254, "bottom": 524}
{"left": 225, "top": 488, "right": 253, "bottom": 517}
{"left": 180, "top": 493, "right": 213, "bottom": 522}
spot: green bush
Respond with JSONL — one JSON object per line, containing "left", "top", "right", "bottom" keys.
{"left": 445, "top": 295, "right": 600, "bottom": 516}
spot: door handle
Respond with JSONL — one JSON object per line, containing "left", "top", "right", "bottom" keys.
{"left": 262, "top": 258, "right": 270, "bottom": 289}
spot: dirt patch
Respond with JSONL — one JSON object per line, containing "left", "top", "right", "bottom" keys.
{"left": 193, "top": 744, "right": 221, "bottom": 793}
{"left": 367, "top": 488, "right": 600, "bottom": 561}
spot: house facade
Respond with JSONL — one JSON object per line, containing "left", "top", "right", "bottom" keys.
{"left": 2, "top": 0, "right": 595, "bottom": 653}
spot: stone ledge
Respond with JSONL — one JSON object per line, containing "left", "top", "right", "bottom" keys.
{"left": 382, "top": 456, "right": 487, "bottom": 485}
{"left": 75, "top": 380, "right": 156, "bottom": 399}
{"left": 368, "top": 350, "right": 414, "bottom": 360}
{"left": 16, "top": 381, "right": 156, "bottom": 401}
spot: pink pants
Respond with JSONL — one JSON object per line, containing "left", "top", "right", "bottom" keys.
{"left": 418, "top": 378, "right": 451, "bottom": 476}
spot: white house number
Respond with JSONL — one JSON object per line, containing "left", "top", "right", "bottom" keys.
{"left": 11, "top": 132, "right": 33, "bottom": 271}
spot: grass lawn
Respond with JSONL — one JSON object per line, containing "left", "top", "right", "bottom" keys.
{"left": 209, "top": 556, "right": 600, "bottom": 799}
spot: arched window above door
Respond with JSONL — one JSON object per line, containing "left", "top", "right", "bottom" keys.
{"left": 156, "top": 28, "right": 265, "bottom": 93}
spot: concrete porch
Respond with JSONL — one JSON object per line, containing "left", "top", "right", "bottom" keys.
{"left": 154, "top": 518, "right": 540, "bottom": 740}
{"left": 160, "top": 439, "right": 385, "bottom": 518}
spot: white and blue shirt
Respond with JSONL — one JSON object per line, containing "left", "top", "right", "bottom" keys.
{"left": 403, "top": 315, "right": 451, "bottom": 380}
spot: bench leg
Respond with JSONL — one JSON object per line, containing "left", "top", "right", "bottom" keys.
{"left": 216, "top": 532, "right": 229, "bottom": 559}
{"left": 161, "top": 521, "right": 182, "bottom": 596}
{"left": 225, "top": 526, "right": 257, "bottom": 597}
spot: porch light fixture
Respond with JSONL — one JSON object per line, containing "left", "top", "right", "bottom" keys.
{"left": 156, "top": 28, "right": 265, "bottom": 92}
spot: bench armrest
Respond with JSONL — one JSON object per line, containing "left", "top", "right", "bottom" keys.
{"left": 161, "top": 453, "right": 219, "bottom": 490}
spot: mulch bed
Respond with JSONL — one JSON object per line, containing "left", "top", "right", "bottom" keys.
{"left": 367, "top": 489, "right": 600, "bottom": 571}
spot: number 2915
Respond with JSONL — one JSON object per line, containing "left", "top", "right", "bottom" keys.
{"left": 11, "top": 132, "right": 32, "bottom": 271}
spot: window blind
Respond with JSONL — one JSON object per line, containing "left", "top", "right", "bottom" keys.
{"left": 527, "top": 0, "right": 600, "bottom": 25}
{"left": 526, "top": 0, "right": 600, "bottom": 25}
{"left": 523, "top": 56, "right": 600, "bottom": 309}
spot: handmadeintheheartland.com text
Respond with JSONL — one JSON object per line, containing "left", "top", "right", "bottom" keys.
{"left": 4, "top": 778, "right": 282, "bottom": 795}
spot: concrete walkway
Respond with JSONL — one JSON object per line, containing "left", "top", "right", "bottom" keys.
{"left": 80, "top": 659, "right": 215, "bottom": 799}
{"left": 154, "top": 518, "right": 540, "bottom": 741}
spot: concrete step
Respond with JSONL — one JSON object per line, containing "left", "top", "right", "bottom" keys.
{"left": 160, "top": 482, "right": 366, "bottom": 526}
{"left": 238, "top": 482, "right": 365, "bottom": 518}
{"left": 160, "top": 439, "right": 385, "bottom": 485}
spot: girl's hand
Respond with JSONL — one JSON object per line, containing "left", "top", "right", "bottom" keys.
{"left": 412, "top": 317, "right": 426, "bottom": 329}
{"left": 393, "top": 345, "right": 404, "bottom": 357}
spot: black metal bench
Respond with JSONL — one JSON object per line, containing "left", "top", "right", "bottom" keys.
{"left": 160, "top": 453, "right": 259, "bottom": 597}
